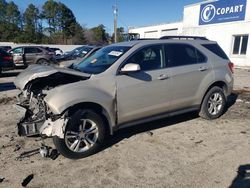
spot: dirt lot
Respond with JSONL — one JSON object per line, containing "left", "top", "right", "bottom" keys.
{"left": 0, "top": 68, "right": 250, "bottom": 188}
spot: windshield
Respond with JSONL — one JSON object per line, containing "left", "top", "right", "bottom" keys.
{"left": 74, "top": 45, "right": 130, "bottom": 74}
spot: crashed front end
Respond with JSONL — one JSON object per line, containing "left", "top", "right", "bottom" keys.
{"left": 15, "top": 65, "right": 90, "bottom": 138}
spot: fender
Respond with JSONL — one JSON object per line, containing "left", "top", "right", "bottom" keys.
{"left": 44, "top": 80, "right": 117, "bottom": 130}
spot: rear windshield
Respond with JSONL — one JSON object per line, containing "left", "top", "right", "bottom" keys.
{"left": 202, "top": 44, "right": 228, "bottom": 60}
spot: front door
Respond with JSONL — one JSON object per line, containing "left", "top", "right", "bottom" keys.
{"left": 12, "top": 47, "right": 24, "bottom": 66}
{"left": 116, "top": 45, "right": 172, "bottom": 124}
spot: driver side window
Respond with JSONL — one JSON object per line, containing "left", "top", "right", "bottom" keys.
{"left": 126, "top": 45, "right": 164, "bottom": 71}
{"left": 12, "top": 47, "right": 23, "bottom": 54}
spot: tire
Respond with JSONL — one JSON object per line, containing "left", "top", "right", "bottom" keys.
{"left": 36, "top": 59, "right": 50, "bottom": 65}
{"left": 199, "top": 86, "right": 226, "bottom": 120}
{"left": 53, "top": 109, "right": 106, "bottom": 159}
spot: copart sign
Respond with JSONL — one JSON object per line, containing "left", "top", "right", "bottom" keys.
{"left": 199, "top": 0, "right": 246, "bottom": 25}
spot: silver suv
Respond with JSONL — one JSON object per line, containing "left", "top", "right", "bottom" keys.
{"left": 10, "top": 46, "right": 55, "bottom": 67}
{"left": 14, "top": 37, "right": 234, "bottom": 159}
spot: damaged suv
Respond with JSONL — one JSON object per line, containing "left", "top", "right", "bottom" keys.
{"left": 15, "top": 37, "right": 234, "bottom": 159}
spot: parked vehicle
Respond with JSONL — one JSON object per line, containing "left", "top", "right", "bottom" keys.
{"left": 0, "top": 48, "right": 15, "bottom": 73}
{"left": 9, "top": 46, "right": 55, "bottom": 67}
{"left": 14, "top": 36, "right": 234, "bottom": 159}
{"left": 0, "top": 46, "right": 12, "bottom": 52}
{"left": 49, "top": 48, "right": 63, "bottom": 56}
{"left": 59, "top": 46, "right": 102, "bottom": 68}
{"left": 55, "top": 46, "right": 94, "bottom": 62}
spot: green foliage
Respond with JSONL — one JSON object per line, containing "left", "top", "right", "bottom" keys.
{"left": 0, "top": 0, "right": 111, "bottom": 45}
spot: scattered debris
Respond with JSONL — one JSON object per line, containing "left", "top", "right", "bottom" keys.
{"left": 39, "top": 146, "right": 49, "bottom": 158}
{"left": 195, "top": 140, "right": 203, "bottom": 144}
{"left": 146, "top": 131, "right": 153, "bottom": 136}
{"left": 0, "top": 177, "right": 5, "bottom": 183}
{"left": 9, "top": 136, "right": 14, "bottom": 141}
{"left": 21, "top": 174, "right": 34, "bottom": 187}
{"left": 49, "top": 149, "right": 60, "bottom": 160}
{"left": 2, "top": 144, "right": 12, "bottom": 149}
{"left": 14, "top": 144, "right": 21, "bottom": 152}
{"left": 236, "top": 99, "right": 244, "bottom": 103}
{"left": 16, "top": 148, "right": 40, "bottom": 160}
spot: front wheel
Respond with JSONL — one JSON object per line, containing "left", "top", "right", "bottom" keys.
{"left": 53, "top": 109, "right": 106, "bottom": 159}
{"left": 199, "top": 86, "right": 226, "bottom": 120}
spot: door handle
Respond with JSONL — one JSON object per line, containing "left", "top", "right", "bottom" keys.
{"left": 157, "top": 74, "right": 169, "bottom": 80}
{"left": 198, "top": 66, "right": 208, "bottom": 71}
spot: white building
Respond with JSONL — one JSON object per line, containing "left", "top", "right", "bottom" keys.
{"left": 129, "top": 0, "right": 250, "bottom": 67}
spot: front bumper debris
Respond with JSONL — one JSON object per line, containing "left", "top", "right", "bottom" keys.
{"left": 16, "top": 104, "right": 44, "bottom": 137}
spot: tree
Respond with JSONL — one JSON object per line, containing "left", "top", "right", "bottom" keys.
{"left": 0, "top": 0, "right": 7, "bottom": 22}
{"left": 42, "top": 0, "right": 59, "bottom": 34}
{"left": 6, "top": 1, "right": 21, "bottom": 25}
{"left": 57, "top": 2, "right": 77, "bottom": 44}
{"left": 114, "top": 27, "right": 125, "bottom": 42}
{"left": 23, "top": 4, "right": 40, "bottom": 43}
{"left": 89, "top": 24, "right": 108, "bottom": 45}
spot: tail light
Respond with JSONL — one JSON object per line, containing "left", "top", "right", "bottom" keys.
{"left": 3, "top": 56, "right": 12, "bottom": 61}
{"left": 228, "top": 62, "right": 234, "bottom": 74}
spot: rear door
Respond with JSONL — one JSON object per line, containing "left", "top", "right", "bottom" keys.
{"left": 116, "top": 45, "right": 172, "bottom": 124}
{"left": 165, "top": 43, "right": 212, "bottom": 109}
{"left": 24, "top": 47, "right": 43, "bottom": 64}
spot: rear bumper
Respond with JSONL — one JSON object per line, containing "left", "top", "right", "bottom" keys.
{"left": 0, "top": 61, "right": 15, "bottom": 70}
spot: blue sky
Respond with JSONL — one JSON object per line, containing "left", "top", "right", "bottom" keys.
{"left": 10, "top": 0, "right": 202, "bottom": 33}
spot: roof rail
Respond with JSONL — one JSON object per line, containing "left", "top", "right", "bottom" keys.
{"left": 160, "top": 36, "right": 208, "bottom": 40}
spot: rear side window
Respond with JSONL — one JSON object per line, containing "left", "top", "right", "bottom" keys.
{"left": 165, "top": 44, "right": 206, "bottom": 67}
{"left": 202, "top": 44, "right": 228, "bottom": 60}
{"left": 25, "top": 47, "right": 42, "bottom": 54}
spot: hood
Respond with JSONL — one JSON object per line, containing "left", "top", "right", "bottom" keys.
{"left": 14, "top": 64, "right": 91, "bottom": 90}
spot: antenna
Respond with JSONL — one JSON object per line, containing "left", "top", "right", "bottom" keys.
{"left": 113, "top": 1, "right": 118, "bottom": 43}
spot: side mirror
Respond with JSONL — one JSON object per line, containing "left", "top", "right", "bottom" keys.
{"left": 121, "top": 63, "right": 141, "bottom": 73}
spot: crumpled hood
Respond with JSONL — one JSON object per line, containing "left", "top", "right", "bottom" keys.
{"left": 14, "top": 64, "right": 91, "bottom": 90}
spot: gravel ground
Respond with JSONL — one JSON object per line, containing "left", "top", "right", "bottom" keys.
{"left": 0, "top": 68, "right": 250, "bottom": 188}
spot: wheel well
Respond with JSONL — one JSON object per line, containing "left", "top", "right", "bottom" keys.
{"left": 36, "top": 58, "right": 48, "bottom": 63}
{"left": 201, "top": 81, "right": 228, "bottom": 107}
{"left": 206, "top": 81, "right": 228, "bottom": 95}
{"left": 66, "top": 102, "right": 112, "bottom": 135}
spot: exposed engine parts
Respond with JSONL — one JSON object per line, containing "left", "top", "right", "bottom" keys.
{"left": 16, "top": 72, "right": 85, "bottom": 137}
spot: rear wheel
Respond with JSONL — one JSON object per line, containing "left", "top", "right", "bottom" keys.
{"left": 53, "top": 109, "right": 106, "bottom": 159}
{"left": 199, "top": 86, "right": 226, "bottom": 120}
{"left": 36, "top": 59, "right": 50, "bottom": 65}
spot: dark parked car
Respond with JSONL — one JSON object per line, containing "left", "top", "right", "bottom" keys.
{"left": 59, "top": 46, "right": 102, "bottom": 68}
{"left": 0, "top": 46, "right": 12, "bottom": 52}
{"left": 55, "top": 46, "right": 94, "bottom": 62}
{"left": 9, "top": 46, "right": 55, "bottom": 67}
{"left": 0, "top": 48, "right": 15, "bottom": 73}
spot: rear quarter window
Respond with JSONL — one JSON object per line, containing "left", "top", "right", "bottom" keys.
{"left": 202, "top": 44, "right": 228, "bottom": 60}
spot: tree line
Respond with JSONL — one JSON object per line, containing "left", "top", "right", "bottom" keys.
{"left": 0, "top": 0, "right": 124, "bottom": 45}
